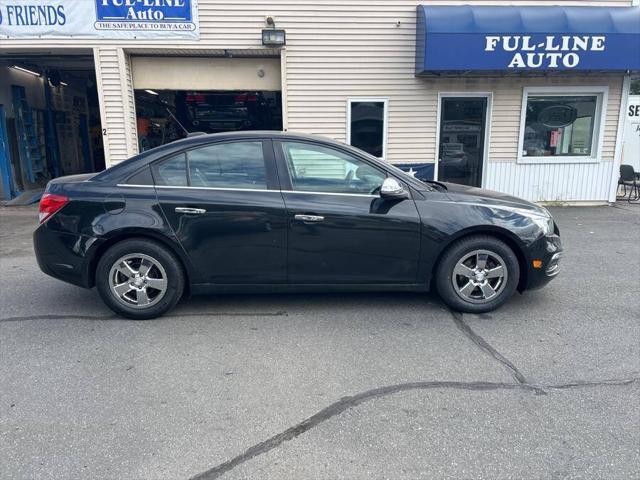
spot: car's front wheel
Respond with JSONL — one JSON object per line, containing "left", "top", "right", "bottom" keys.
{"left": 96, "top": 239, "right": 184, "bottom": 319}
{"left": 435, "top": 235, "right": 520, "bottom": 313}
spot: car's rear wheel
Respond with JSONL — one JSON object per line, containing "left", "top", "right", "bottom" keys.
{"left": 435, "top": 235, "right": 520, "bottom": 313}
{"left": 96, "top": 239, "right": 184, "bottom": 319}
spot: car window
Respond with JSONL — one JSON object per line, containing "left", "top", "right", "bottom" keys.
{"left": 151, "top": 153, "right": 188, "bottom": 186}
{"left": 126, "top": 165, "right": 154, "bottom": 185}
{"left": 187, "top": 141, "right": 267, "bottom": 189}
{"left": 281, "top": 141, "right": 386, "bottom": 194}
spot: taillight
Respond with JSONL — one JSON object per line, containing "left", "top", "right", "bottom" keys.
{"left": 39, "top": 193, "right": 69, "bottom": 223}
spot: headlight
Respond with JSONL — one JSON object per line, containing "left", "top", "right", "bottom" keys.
{"left": 497, "top": 207, "right": 554, "bottom": 235}
{"left": 529, "top": 214, "right": 554, "bottom": 236}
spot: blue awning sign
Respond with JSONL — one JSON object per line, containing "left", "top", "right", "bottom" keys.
{"left": 416, "top": 6, "right": 640, "bottom": 73}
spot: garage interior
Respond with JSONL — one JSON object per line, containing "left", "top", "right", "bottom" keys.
{"left": 0, "top": 51, "right": 283, "bottom": 202}
{"left": 131, "top": 54, "right": 283, "bottom": 152}
{"left": 0, "top": 49, "right": 105, "bottom": 202}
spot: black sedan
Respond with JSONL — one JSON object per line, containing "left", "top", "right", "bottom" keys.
{"left": 34, "top": 132, "right": 562, "bottom": 319}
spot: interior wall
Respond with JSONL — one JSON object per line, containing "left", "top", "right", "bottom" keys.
{"left": 0, "top": 57, "right": 105, "bottom": 190}
{"left": 0, "top": 62, "right": 46, "bottom": 117}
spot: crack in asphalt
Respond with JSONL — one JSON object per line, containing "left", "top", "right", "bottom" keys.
{"left": 0, "top": 311, "right": 288, "bottom": 323}
{"left": 188, "top": 376, "right": 639, "bottom": 480}
{"left": 4, "top": 307, "right": 635, "bottom": 480}
{"left": 448, "top": 309, "right": 529, "bottom": 385}
{"left": 0, "top": 314, "right": 118, "bottom": 322}
{"left": 191, "top": 307, "right": 634, "bottom": 479}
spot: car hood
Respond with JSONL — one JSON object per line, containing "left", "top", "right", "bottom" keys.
{"left": 441, "top": 182, "right": 545, "bottom": 214}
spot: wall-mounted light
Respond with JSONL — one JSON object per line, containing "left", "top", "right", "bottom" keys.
{"left": 145, "top": 89, "right": 159, "bottom": 95}
{"left": 11, "top": 65, "right": 41, "bottom": 77}
{"left": 262, "top": 29, "right": 286, "bottom": 47}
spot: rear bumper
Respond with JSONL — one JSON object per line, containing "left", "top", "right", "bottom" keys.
{"left": 33, "top": 224, "right": 100, "bottom": 289}
{"left": 523, "top": 233, "right": 563, "bottom": 290}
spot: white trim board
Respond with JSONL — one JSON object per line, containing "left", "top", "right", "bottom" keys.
{"left": 608, "top": 75, "right": 631, "bottom": 203}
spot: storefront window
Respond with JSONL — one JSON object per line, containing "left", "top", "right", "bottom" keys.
{"left": 347, "top": 99, "right": 387, "bottom": 159}
{"left": 521, "top": 94, "right": 600, "bottom": 160}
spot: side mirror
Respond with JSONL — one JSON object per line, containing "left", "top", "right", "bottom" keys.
{"left": 380, "top": 177, "right": 408, "bottom": 200}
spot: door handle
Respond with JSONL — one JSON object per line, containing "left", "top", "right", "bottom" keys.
{"left": 175, "top": 207, "right": 206, "bottom": 215}
{"left": 294, "top": 214, "right": 325, "bottom": 223}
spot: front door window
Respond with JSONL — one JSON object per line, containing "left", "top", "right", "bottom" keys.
{"left": 281, "top": 141, "right": 386, "bottom": 195}
{"left": 438, "top": 97, "right": 488, "bottom": 187}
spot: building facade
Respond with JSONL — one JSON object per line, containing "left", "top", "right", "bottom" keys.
{"left": 1, "top": 0, "right": 638, "bottom": 203}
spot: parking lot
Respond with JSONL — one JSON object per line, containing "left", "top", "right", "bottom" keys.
{"left": 1, "top": 203, "right": 638, "bottom": 479}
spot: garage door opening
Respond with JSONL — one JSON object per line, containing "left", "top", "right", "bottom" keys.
{"left": 0, "top": 50, "right": 105, "bottom": 201}
{"left": 135, "top": 89, "right": 282, "bottom": 152}
{"left": 131, "top": 55, "right": 282, "bottom": 152}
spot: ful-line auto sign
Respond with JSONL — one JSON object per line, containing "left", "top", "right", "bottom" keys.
{"left": 95, "top": 0, "right": 195, "bottom": 32}
{"left": 0, "top": 0, "right": 199, "bottom": 38}
{"left": 484, "top": 35, "right": 606, "bottom": 69}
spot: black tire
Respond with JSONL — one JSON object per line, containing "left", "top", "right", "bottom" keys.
{"left": 95, "top": 238, "right": 185, "bottom": 320}
{"left": 435, "top": 235, "right": 520, "bottom": 313}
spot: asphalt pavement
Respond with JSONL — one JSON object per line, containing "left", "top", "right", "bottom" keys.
{"left": 1, "top": 204, "right": 638, "bottom": 480}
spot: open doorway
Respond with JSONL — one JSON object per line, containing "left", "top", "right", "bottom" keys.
{"left": 0, "top": 50, "right": 105, "bottom": 201}
{"left": 134, "top": 89, "right": 282, "bottom": 152}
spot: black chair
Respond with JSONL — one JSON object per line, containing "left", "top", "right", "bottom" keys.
{"left": 618, "top": 164, "right": 639, "bottom": 202}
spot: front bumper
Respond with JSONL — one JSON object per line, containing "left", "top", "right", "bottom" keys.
{"left": 523, "top": 233, "right": 563, "bottom": 290}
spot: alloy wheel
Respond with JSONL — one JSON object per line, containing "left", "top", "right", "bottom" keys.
{"left": 108, "top": 253, "right": 168, "bottom": 309}
{"left": 452, "top": 249, "right": 508, "bottom": 304}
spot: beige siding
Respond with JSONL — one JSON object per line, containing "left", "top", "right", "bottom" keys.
{"left": 3, "top": 0, "right": 632, "bottom": 168}
{"left": 279, "top": 2, "right": 628, "bottom": 164}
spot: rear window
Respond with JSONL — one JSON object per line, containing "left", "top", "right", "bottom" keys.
{"left": 126, "top": 166, "right": 154, "bottom": 185}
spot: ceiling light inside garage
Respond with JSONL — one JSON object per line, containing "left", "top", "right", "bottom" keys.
{"left": 11, "top": 65, "right": 41, "bottom": 77}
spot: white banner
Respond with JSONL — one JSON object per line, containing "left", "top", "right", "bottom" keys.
{"left": 0, "top": 0, "right": 199, "bottom": 39}
{"left": 622, "top": 95, "right": 640, "bottom": 173}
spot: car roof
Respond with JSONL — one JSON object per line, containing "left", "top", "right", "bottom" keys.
{"left": 93, "top": 131, "right": 342, "bottom": 181}
{"left": 92, "top": 130, "right": 429, "bottom": 191}
{"left": 179, "top": 130, "right": 343, "bottom": 147}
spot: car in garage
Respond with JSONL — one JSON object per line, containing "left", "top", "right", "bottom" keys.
{"left": 34, "top": 131, "right": 562, "bottom": 319}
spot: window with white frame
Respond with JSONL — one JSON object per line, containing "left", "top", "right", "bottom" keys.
{"left": 518, "top": 87, "right": 607, "bottom": 163}
{"left": 347, "top": 98, "right": 388, "bottom": 159}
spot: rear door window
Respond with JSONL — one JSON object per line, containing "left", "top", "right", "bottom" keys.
{"left": 150, "top": 141, "right": 269, "bottom": 189}
{"left": 187, "top": 141, "right": 267, "bottom": 189}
